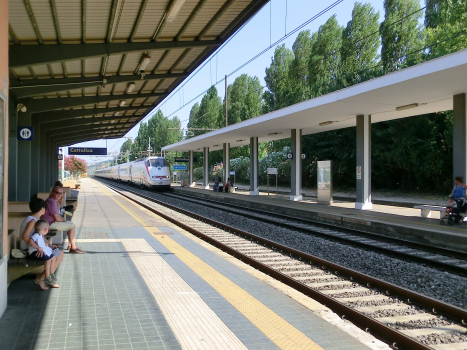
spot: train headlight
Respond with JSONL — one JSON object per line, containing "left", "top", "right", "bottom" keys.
{"left": 165, "top": 176, "right": 169, "bottom": 178}
{"left": 152, "top": 176, "right": 156, "bottom": 179}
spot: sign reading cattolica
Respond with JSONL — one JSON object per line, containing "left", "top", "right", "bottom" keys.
{"left": 68, "top": 147, "right": 107, "bottom": 155}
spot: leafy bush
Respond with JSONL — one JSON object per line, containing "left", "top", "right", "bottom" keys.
{"left": 230, "top": 156, "right": 250, "bottom": 183}
{"left": 259, "top": 147, "right": 291, "bottom": 186}
{"left": 193, "top": 167, "right": 203, "bottom": 181}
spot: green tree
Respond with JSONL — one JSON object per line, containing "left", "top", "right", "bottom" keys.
{"left": 380, "top": 0, "right": 424, "bottom": 73}
{"left": 340, "top": 2, "right": 380, "bottom": 87}
{"left": 425, "top": 0, "right": 467, "bottom": 58}
{"left": 308, "top": 15, "right": 343, "bottom": 96}
{"left": 147, "top": 110, "right": 183, "bottom": 155}
{"left": 289, "top": 30, "right": 313, "bottom": 104}
{"left": 187, "top": 102, "right": 201, "bottom": 138}
{"left": 262, "top": 45, "right": 294, "bottom": 113}
{"left": 225, "top": 74, "right": 263, "bottom": 125}
{"left": 199, "top": 86, "right": 224, "bottom": 130}
{"left": 119, "top": 139, "right": 133, "bottom": 163}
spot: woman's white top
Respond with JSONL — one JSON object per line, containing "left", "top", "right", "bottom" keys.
{"left": 19, "top": 216, "right": 38, "bottom": 250}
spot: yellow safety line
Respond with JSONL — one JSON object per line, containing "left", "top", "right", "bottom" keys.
{"left": 148, "top": 233, "right": 323, "bottom": 350}
{"left": 93, "top": 179, "right": 323, "bottom": 349}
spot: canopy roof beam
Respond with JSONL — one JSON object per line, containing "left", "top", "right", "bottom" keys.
{"left": 34, "top": 106, "right": 143, "bottom": 122}
{"left": 51, "top": 131, "right": 121, "bottom": 146}
{"left": 45, "top": 122, "right": 131, "bottom": 136}
{"left": 10, "top": 40, "right": 221, "bottom": 68}
{"left": 24, "top": 92, "right": 165, "bottom": 113}
{"left": 43, "top": 115, "right": 135, "bottom": 129}
{"left": 10, "top": 72, "right": 188, "bottom": 98}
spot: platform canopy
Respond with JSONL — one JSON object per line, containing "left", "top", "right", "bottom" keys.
{"left": 8, "top": 0, "right": 268, "bottom": 146}
{"left": 163, "top": 49, "right": 467, "bottom": 152}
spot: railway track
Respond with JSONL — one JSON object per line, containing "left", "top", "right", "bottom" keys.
{"left": 154, "top": 190, "right": 467, "bottom": 277}
{"left": 101, "top": 182, "right": 467, "bottom": 278}
{"left": 94, "top": 178, "right": 467, "bottom": 350}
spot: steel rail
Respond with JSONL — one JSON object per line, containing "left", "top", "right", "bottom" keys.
{"left": 157, "top": 191, "right": 467, "bottom": 277}
{"left": 168, "top": 190, "right": 467, "bottom": 260}
{"left": 95, "top": 178, "right": 467, "bottom": 350}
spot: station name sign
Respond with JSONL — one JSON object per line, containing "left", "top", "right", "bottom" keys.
{"left": 69, "top": 147, "right": 107, "bottom": 155}
{"left": 174, "top": 157, "right": 189, "bottom": 162}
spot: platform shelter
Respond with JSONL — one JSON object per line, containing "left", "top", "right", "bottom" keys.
{"left": 0, "top": 0, "right": 270, "bottom": 320}
{"left": 162, "top": 49, "right": 467, "bottom": 210}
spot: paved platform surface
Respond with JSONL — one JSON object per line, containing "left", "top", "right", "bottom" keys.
{"left": 173, "top": 186, "right": 467, "bottom": 252}
{"left": 0, "top": 179, "right": 381, "bottom": 350}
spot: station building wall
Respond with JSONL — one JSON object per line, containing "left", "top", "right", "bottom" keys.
{"left": 0, "top": 0, "right": 9, "bottom": 318}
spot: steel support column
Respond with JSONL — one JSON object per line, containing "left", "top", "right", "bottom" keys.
{"left": 203, "top": 147, "right": 209, "bottom": 189}
{"left": 189, "top": 150, "right": 194, "bottom": 186}
{"left": 249, "top": 137, "right": 259, "bottom": 195}
{"left": 356, "top": 115, "right": 372, "bottom": 210}
{"left": 8, "top": 97, "right": 18, "bottom": 201}
{"left": 30, "top": 119, "right": 41, "bottom": 195}
{"left": 223, "top": 143, "right": 230, "bottom": 185}
{"left": 17, "top": 111, "right": 32, "bottom": 201}
{"left": 453, "top": 93, "right": 467, "bottom": 182}
{"left": 39, "top": 127, "right": 48, "bottom": 192}
{"left": 290, "top": 129, "right": 302, "bottom": 201}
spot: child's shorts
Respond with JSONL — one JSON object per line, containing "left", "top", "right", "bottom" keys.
{"left": 28, "top": 251, "right": 53, "bottom": 261}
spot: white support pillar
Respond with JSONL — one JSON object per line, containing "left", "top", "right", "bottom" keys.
{"left": 223, "top": 143, "right": 230, "bottom": 184}
{"left": 290, "top": 129, "right": 303, "bottom": 201}
{"left": 188, "top": 150, "right": 194, "bottom": 186}
{"left": 453, "top": 93, "right": 467, "bottom": 181}
{"left": 203, "top": 147, "right": 210, "bottom": 189}
{"left": 356, "top": 114, "right": 372, "bottom": 210}
{"left": 249, "top": 137, "right": 259, "bottom": 195}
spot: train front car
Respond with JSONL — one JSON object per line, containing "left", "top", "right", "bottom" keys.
{"left": 147, "top": 157, "right": 171, "bottom": 189}
{"left": 137, "top": 157, "right": 171, "bottom": 189}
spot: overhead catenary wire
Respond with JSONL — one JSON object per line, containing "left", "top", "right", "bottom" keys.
{"left": 161, "top": 0, "right": 344, "bottom": 121}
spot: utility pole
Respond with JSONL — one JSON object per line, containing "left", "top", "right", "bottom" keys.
{"left": 225, "top": 75, "right": 228, "bottom": 127}
{"left": 147, "top": 137, "right": 152, "bottom": 157}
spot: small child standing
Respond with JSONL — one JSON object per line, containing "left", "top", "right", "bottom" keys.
{"left": 28, "top": 220, "right": 63, "bottom": 289}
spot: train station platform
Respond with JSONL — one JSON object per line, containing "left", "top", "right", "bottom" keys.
{"left": 172, "top": 186, "right": 467, "bottom": 253}
{"left": 0, "top": 178, "right": 384, "bottom": 350}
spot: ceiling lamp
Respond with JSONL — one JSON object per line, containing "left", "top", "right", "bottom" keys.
{"left": 268, "top": 132, "right": 282, "bottom": 136}
{"left": 125, "top": 82, "right": 136, "bottom": 93}
{"left": 396, "top": 103, "right": 419, "bottom": 111}
{"left": 319, "top": 121, "right": 334, "bottom": 126}
{"left": 119, "top": 100, "right": 126, "bottom": 107}
{"left": 114, "top": 112, "right": 120, "bottom": 116}
{"left": 137, "top": 55, "right": 151, "bottom": 79}
{"left": 213, "top": 144, "right": 219, "bottom": 147}
{"left": 166, "top": 0, "right": 186, "bottom": 22}
{"left": 236, "top": 139, "right": 246, "bottom": 142}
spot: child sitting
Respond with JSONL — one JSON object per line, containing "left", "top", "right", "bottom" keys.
{"left": 28, "top": 220, "right": 63, "bottom": 290}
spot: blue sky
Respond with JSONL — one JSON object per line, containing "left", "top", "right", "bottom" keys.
{"left": 71, "top": 0, "right": 398, "bottom": 163}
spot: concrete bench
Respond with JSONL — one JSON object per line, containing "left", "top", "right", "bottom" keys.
{"left": 414, "top": 205, "right": 445, "bottom": 218}
{"left": 7, "top": 255, "right": 46, "bottom": 284}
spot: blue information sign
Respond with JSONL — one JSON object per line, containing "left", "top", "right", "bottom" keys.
{"left": 69, "top": 147, "right": 107, "bottom": 155}
{"left": 173, "top": 164, "right": 187, "bottom": 170}
{"left": 18, "top": 126, "right": 34, "bottom": 141}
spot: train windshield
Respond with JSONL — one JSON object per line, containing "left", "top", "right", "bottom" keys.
{"left": 150, "top": 158, "right": 166, "bottom": 167}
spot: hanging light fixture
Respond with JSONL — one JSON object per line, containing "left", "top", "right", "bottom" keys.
{"left": 396, "top": 103, "right": 418, "bottom": 111}
{"left": 166, "top": 0, "right": 186, "bottom": 22}
{"left": 125, "top": 82, "right": 136, "bottom": 93}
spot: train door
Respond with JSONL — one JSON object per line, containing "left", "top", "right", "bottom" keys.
{"left": 129, "top": 165, "right": 132, "bottom": 183}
